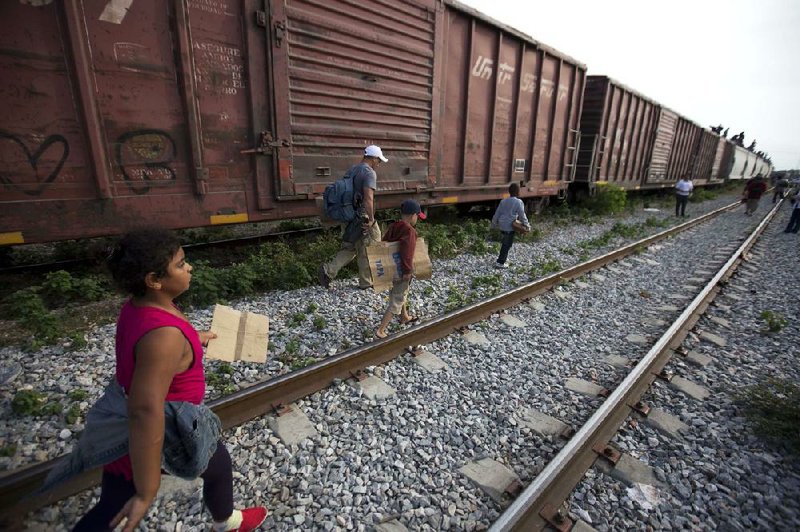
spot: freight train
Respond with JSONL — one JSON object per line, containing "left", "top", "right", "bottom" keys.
{"left": 0, "top": 0, "right": 772, "bottom": 246}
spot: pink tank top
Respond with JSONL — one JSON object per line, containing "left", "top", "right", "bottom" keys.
{"left": 105, "top": 300, "right": 206, "bottom": 479}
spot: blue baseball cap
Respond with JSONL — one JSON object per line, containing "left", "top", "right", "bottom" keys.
{"left": 400, "top": 199, "right": 426, "bottom": 219}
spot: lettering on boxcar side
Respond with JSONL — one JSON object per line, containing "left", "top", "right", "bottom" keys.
{"left": 521, "top": 73, "right": 537, "bottom": 93}
{"left": 472, "top": 56, "right": 493, "bottom": 80}
{"left": 115, "top": 130, "right": 177, "bottom": 195}
{"left": 189, "top": 0, "right": 235, "bottom": 17}
{"left": 498, "top": 62, "right": 514, "bottom": 84}
{"left": 193, "top": 41, "right": 246, "bottom": 95}
{"left": 0, "top": 132, "right": 69, "bottom": 196}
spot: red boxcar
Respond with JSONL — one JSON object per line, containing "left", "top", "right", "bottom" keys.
{"left": 574, "top": 76, "right": 660, "bottom": 191}
{"left": 0, "top": 0, "right": 584, "bottom": 245}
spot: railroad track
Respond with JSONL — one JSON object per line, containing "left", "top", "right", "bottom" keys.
{"left": 0, "top": 226, "right": 326, "bottom": 276}
{"left": 2, "top": 198, "right": 779, "bottom": 529}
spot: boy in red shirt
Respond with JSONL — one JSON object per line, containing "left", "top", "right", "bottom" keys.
{"left": 375, "top": 199, "right": 426, "bottom": 338}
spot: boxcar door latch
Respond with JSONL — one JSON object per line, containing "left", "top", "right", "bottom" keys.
{"left": 240, "top": 132, "right": 289, "bottom": 154}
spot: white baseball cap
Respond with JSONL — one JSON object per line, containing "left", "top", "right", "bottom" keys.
{"left": 364, "top": 145, "right": 388, "bottom": 162}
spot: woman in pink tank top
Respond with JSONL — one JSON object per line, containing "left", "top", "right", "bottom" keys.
{"left": 72, "top": 230, "right": 266, "bottom": 532}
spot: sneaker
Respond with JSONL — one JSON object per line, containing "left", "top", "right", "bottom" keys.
{"left": 494, "top": 262, "right": 508, "bottom": 269}
{"left": 318, "top": 265, "right": 331, "bottom": 288}
{"left": 227, "top": 506, "right": 267, "bottom": 532}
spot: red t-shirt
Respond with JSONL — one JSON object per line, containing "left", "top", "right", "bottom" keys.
{"left": 383, "top": 220, "right": 417, "bottom": 275}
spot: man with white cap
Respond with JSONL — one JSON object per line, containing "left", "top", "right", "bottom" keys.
{"left": 319, "top": 145, "right": 387, "bottom": 289}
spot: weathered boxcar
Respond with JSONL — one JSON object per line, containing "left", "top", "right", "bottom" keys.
{"left": 0, "top": 0, "right": 585, "bottom": 245}
{"left": 573, "top": 75, "right": 721, "bottom": 193}
{"left": 573, "top": 76, "right": 660, "bottom": 192}
{"left": 728, "top": 145, "right": 770, "bottom": 180}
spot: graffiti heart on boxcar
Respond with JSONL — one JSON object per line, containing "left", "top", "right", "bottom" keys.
{"left": 115, "top": 129, "right": 177, "bottom": 195}
{"left": 0, "top": 132, "right": 69, "bottom": 196}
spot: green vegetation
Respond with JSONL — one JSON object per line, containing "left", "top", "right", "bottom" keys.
{"left": 471, "top": 273, "right": 502, "bottom": 290}
{"left": 688, "top": 187, "right": 716, "bottom": 203}
{"left": 11, "top": 390, "right": 63, "bottom": 417}
{"left": 416, "top": 219, "right": 496, "bottom": 258}
{"left": 289, "top": 312, "right": 306, "bottom": 327}
{"left": 4, "top": 288, "right": 62, "bottom": 348}
{"left": 68, "top": 389, "right": 88, "bottom": 402}
{"left": 580, "top": 185, "right": 628, "bottom": 215}
{"left": 313, "top": 315, "right": 327, "bottom": 330}
{"left": 737, "top": 378, "right": 800, "bottom": 454}
{"left": 290, "top": 357, "right": 317, "bottom": 370}
{"left": 206, "top": 362, "right": 236, "bottom": 395}
{"left": 576, "top": 218, "right": 670, "bottom": 252}
{"left": 65, "top": 404, "right": 81, "bottom": 425}
{"left": 0, "top": 444, "right": 17, "bottom": 457}
{"left": 529, "top": 255, "right": 562, "bottom": 279}
{"left": 761, "top": 311, "right": 787, "bottom": 333}
{"left": 285, "top": 338, "right": 300, "bottom": 355}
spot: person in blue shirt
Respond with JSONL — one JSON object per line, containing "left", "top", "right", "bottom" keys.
{"left": 490, "top": 183, "right": 530, "bottom": 268}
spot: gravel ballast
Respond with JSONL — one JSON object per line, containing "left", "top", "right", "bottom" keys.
{"left": 2, "top": 193, "right": 796, "bottom": 531}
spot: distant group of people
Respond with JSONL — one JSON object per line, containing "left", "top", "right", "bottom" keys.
{"left": 675, "top": 172, "right": 800, "bottom": 229}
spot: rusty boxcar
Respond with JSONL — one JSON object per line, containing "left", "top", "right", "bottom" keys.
{"left": 573, "top": 76, "right": 661, "bottom": 192}
{"left": 572, "top": 74, "right": 771, "bottom": 195}
{"left": 0, "top": 0, "right": 585, "bottom": 246}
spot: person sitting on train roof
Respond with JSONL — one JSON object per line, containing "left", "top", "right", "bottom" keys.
{"left": 52, "top": 229, "right": 267, "bottom": 532}
{"left": 319, "top": 145, "right": 387, "bottom": 290}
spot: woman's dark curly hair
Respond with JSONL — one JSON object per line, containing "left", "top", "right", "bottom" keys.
{"left": 107, "top": 229, "right": 181, "bottom": 296}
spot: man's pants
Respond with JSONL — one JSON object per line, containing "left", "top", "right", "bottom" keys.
{"left": 497, "top": 231, "right": 515, "bottom": 265}
{"left": 675, "top": 194, "right": 688, "bottom": 216}
{"left": 323, "top": 222, "right": 382, "bottom": 288}
{"left": 745, "top": 198, "right": 761, "bottom": 215}
{"left": 785, "top": 208, "right": 800, "bottom": 233}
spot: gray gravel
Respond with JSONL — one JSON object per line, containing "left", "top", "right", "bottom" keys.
{"left": 569, "top": 199, "right": 800, "bottom": 531}
{"left": 5, "top": 192, "right": 796, "bottom": 531}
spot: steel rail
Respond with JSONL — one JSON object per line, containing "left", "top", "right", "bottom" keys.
{"left": 490, "top": 200, "right": 782, "bottom": 531}
{"left": 0, "top": 200, "right": 743, "bottom": 520}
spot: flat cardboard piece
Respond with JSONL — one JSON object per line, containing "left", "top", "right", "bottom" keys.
{"left": 206, "top": 304, "right": 269, "bottom": 363}
{"left": 367, "top": 238, "right": 432, "bottom": 293}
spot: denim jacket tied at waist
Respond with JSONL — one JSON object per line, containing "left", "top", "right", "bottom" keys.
{"left": 39, "top": 380, "right": 221, "bottom": 494}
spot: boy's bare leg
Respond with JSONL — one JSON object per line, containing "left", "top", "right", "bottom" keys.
{"left": 376, "top": 310, "right": 394, "bottom": 338}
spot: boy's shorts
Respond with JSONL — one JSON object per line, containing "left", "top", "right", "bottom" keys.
{"left": 388, "top": 277, "right": 411, "bottom": 314}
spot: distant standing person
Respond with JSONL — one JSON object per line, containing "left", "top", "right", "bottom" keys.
{"left": 319, "top": 145, "right": 387, "bottom": 289}
{"left": 674, "top": 175, "right": 694, "bottom": 217}
{"left": 742, "top": 174, "right": 768, "bottom": 215}
{"left": 491, "top": 183, "right": 530, "bottom": 268}
{"left": 375, "top": 199, "right": 426, "bottom": 339}
{"left": 784, "top": 188, "right": 800, "bottom": 233}
{"left": 773, "top": 178, "right": 789, "bottom": 204}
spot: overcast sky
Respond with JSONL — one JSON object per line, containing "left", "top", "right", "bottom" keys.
{"left": 459, "top": 0, "right": 800, "bottom": 170}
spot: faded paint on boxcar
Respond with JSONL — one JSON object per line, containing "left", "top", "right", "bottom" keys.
{"left": 0, "top": 0, "right": 586, "bottom": 245}
{"left": 574, "top": 76, "right": 660, "bottom": 190}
